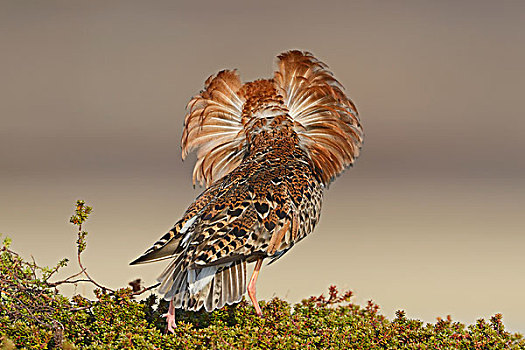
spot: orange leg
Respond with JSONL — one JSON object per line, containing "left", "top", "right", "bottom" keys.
{"left": 247, "top": 258, "right": 264, "bottom": 316}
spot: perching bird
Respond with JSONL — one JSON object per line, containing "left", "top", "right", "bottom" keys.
{"left": 130, "top": 50, "right": 363, "bottom": 332}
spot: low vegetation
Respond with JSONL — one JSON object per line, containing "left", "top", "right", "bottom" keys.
{"left": 1, "top": 201, "right": 523, "bottom": 349}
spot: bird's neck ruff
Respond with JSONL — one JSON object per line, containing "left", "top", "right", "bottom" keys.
{"left": 181, "top": 51, "right": 363, "bottom": 187}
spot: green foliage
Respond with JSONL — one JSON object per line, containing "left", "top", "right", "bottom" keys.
{"left": 69, "top": 200, "right": 92, "bottom": 255}
{"left": 1, "top": 202, "right": 524, "bottom": 349}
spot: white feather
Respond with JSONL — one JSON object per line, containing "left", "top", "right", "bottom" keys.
{"left": 180, "top": 215, "right": 198, "bottom": 247}
{"left": 187, "top": 266, "right": 218, "bottom": 294}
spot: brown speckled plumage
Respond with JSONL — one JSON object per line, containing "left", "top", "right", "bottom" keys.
{"left": 131, "top": 51, "right": 363, "bottom": 327}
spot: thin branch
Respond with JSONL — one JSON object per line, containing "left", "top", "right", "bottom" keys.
{"left": 75, "top": 249, "right": 114, "bottom": 293}
{"left": 47, "top": 279, "right": 92, "bottom": 286}
{"left": 131, "top": 282, "right": 161, "bottom": 297}
{"left": 59, "top": 267, "right": 87, "bottom": 282}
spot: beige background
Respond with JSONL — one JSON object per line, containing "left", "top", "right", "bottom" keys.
{"left": 1, "top": 0, "right": 524, "bottom": 332}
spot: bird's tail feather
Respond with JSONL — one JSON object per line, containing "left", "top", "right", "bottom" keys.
{"left": 158, "top": 258, "right": 247, "bottom": 312}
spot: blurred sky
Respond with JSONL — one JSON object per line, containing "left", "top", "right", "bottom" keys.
{"left": 1, "top": 0, "right": 524, "bottom": 332}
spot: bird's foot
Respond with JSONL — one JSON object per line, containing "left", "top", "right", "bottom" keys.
{"left": 163, "top": 300, "right": 177, "bottom": 333}
{"left": 163, "top": 312, "right": 177, "bottom": 333}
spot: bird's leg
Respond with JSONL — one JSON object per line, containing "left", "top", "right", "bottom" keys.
{"left": 248, "top": 258, "right": 263, "bottom": 316}
{"left": 163, "top": 299, "right": 177, "bottom": 333}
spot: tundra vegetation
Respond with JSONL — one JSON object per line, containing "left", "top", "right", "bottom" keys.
{"left": 1, "top": 201, "right": 523, "bottom": 349}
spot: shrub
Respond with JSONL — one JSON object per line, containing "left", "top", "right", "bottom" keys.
{"left": 1, "top": 202, "right": 523, "bottom": 349}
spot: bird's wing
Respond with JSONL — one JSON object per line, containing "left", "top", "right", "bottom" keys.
{"left": 273, "top": 50, "right": 364, "bottom": 184}
{"left": 129, "top": 182, "right": 225, "bottom": 265}
{"left": 182, "top": 159, "right": 323, "bottom": 268}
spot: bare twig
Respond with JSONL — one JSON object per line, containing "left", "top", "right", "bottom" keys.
{"left": 48, "top": 279, "right": 92, "bottom": 286}
{"left": 131, "top": 282, "right": 161, "bottom": 297}
{"left": 75, "top": 245, "right": 113, "bottom": 293}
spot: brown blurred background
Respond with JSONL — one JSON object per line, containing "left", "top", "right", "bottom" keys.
{"left": 1, "top": 0, "right": 524, "bottom": 332}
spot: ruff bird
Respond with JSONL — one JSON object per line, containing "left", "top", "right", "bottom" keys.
{"left": 131, "top": 50, "right": 363, "bottom": 332}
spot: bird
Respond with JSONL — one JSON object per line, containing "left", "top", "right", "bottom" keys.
{"left": 130, "top": 50, "right": 363, "bottom": 332}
